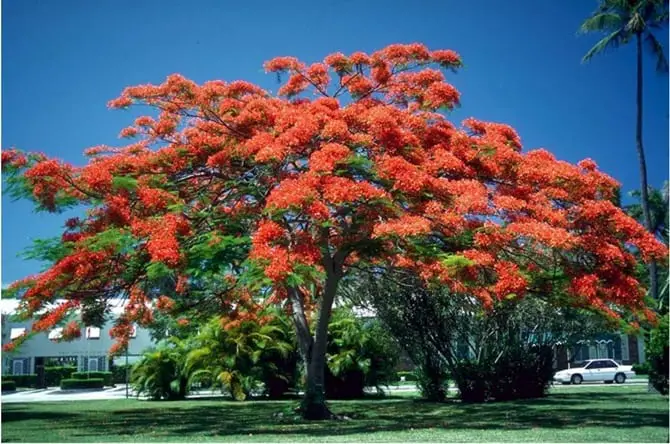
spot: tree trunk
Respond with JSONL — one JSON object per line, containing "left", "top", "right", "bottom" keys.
{"left": 301, "top": 270, "right": 341, "bottom": 419}
{"left": 288, "top": 287, "right": 314, "bottom": 377}
{"left": 635, "top": 33, "right": 659, "bottom": 302}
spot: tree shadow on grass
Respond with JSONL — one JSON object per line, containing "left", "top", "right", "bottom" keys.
{"left": 1, "top": 409, "right": 80, "bottom": 424}
{"left": 25, "top": 392, "right": 663, "bottom": 440}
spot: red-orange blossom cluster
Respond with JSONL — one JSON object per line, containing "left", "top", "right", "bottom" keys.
{"left": 2, "top": 43, "right": 665, "bottom": 353}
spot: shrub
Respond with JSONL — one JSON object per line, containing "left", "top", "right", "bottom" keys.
{"left": 632, "top": 362, "right": 650, "bottom": 375}
{"left": 451, "top": 361, "right": 491, "bottom": 403}
{"left": 132, "top": 339, "right": 190, "bottom": 400}
{"left": 60, "top": 378, "right": 104, "bottom": 390}
{"left": 5, "top": 374, "right": 38, "bottom": 388}
{"left": 263, "top": 373, "right": 293, "bottom": 399}
{"left": 646, "top": 313, "right": 669, "bottom": 395}
{"left": 111, "top": 365, "right": 132, "bottom": 384}
{"left": 45, "top": 366, "right": 77, "bottom": 387}
{"left": 325, "top": 309, "right": 400, "bottom": 399}
{"left": 257, "top": 313, "right": 300, "bottom": 399}
{"left": 452, "top": 345, "right": 554, "bottom": 402}
{"left": 415, "top": 359, "right": 449, "bottom": 402}
{"left": 71, "top": 371, "right": 113, "bottom": 386}
{"left": 325, "top": 366, "right": 366, "bottom": 399}
{"left": 184, "top": 317, "right": 293, "bottom": 401}
{"left": 2, "top": 380, "right": 17, "bottom": 392}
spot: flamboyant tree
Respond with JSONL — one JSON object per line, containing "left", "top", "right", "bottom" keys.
{"left": 2, "top": 43, "right": 666, "bottom": 419}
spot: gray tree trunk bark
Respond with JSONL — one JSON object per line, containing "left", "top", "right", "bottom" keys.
{"left": 635, "top": 33, "right": 659, "bottom": 303}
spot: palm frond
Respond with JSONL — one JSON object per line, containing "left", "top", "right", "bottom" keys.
{"left": 645, "top": 32, "right": 669, "bottom": 73}
{"left": 187, "top": 368, "right": 213, "bottom": 387}
{"left": 579, "top": 12, "right": 624, "bottom": 33}
{"left": 582, "top": 29, "right": 626, "bottom": 63}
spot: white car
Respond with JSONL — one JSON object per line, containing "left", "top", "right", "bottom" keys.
{"left": 553, "top": 359, "right": 635, "bottom": 385}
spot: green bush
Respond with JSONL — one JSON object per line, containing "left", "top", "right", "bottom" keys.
{"left": 325, "top": 310, "right": 400, "bottom": 399}
{"left": 2, "top": 380, "right": 17, "bottom": 392}
{"left": 132, "top": 340, "right": 189, "bottom": 400}
{"left": 60, "top": 378, "right": 105, "bottom": 390}
{"left": 632, "top": 362, "right": 650, "bottom": 376}
{"left": 452, "top": 345, "right": 554, "bottom": 402}
{"left": 397, "top": 371, "right": 417, "bottom": 382}
{"left": 5, "top": 374, "right": 38, "bottom": 388}
{"left": 71, "top": 371, "right": 113, "bottom": 386}
{"left": 44, "top": 366, "right": 77, "bottom": 387}
{"left": 111, "top": 365, "right": 132, "bottom": 384}
{"left": 415, "top": 360, "right": 449, "bottom": 401}
{"left": 646, "top": 313, "right": 669, "bottom": 395}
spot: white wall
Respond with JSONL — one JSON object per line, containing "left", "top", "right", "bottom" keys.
{"left": 1, "top": 302, "right": 157, "bottom": 373}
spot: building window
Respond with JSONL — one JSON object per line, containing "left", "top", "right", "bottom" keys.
{"left": 83, "top": 356, "right": 105, "bottom": 372}
{"left": 574, "top": 343, "right": 588, "bottom": 362}
{"left": 620, "top": 335, "right": 630, "bottom": 361}
{"left": 86, "top": 327, "right": 101, "bottom": 340}
{"left": 45, "top": 356, "right": 77, "bottom": 367}
{"left": 12, "top": 360, "right": 24, "bottom": 375}
{"left": 10, "top": 328, "right": 26, "bottom": 340}
{"left": 48, "top": 328, "right": 63, "bottom": 341}
{"left": 596, "top": 340, "right": 614, "bottom": 359}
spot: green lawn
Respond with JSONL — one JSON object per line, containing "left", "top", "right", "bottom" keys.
{"left": 2, "top": 386, "right": 667, "bottom": 442}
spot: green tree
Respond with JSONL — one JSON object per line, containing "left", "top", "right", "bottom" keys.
{"left": 580, "top": 0, "right": 669, "bottom": 301}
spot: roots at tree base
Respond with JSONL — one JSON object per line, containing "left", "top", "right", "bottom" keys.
{"left": 300, "top": 386, "right": 334, "bottom": 420}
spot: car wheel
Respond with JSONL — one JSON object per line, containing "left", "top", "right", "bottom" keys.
{"left": 615, "top": 373, "right": 626, "bottom": 384}
{"left": 571, "top": 374, "right": 583, "bottom": 385}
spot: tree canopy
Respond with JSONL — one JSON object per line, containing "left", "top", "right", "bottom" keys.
{"left": 2, "top": 44, "right": 665, "bottom": 417}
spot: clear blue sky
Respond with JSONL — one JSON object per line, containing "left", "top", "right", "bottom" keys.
{"left": 2, "top": 0, "right": 668, "bottom": 286}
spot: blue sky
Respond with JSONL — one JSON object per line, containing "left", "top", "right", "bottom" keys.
{"left": 2, "top": 0, "right": 668, "bottom": 286}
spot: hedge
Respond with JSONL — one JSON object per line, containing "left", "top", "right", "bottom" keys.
{"left": 71, "top": 371, "right": 113, "bottom": 387}
{"left": 4, "top": 374, "right": 38, "bottom": 388}
{"left": 452, "top": 346, "right": 554, "bottom": 402}
{"left": 45, "top": 366, "right": 77, "bottom": 387}
{"left": 111, "top": 365, "right": 132, "bottom": 384}
{"left": 2, "top": 380, "right": 17, "bottom": 392}
{"left": 60, "top": 378, "right": 104, "bottom": 390}
{"left": 632, "top": 362, "right": 650, "bottom": 376}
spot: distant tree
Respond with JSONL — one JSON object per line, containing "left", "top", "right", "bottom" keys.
{"left": 580, "top": 0, "right": 669, "bottom": 301}
{"left": 341, "top": 267, "right": 617, "bottom": 401}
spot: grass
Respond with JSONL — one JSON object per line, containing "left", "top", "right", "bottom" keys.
{"left": 2, "top": 385, "right": 667, "bottom": 442}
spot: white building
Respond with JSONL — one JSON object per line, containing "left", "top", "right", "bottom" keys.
{"left": 1, "top": 299, "right": 156, "bottom": 376}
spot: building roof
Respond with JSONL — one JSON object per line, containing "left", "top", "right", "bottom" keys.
{"left": 1, "top": 298, "right": 132, "bottom": 317}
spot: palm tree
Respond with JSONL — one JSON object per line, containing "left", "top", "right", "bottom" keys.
{"left": 184, "top": 316, "right": 294, "bottom": 401}
{"left": 580, "top": 0, "right": 668, "bottom": 301}
{"left": 626, "top": 182, "right": 670, "bottom": 311}
{"left": 131, "top": 337, "right": 192, "bottom": 400}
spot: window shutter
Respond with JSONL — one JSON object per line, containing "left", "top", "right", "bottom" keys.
{"left": 620, "top": 335, "right": 630, "bottom": 361}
